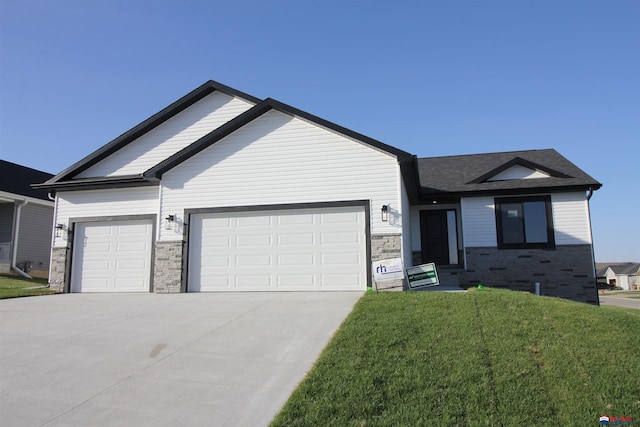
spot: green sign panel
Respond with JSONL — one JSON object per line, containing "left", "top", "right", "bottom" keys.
{"left": 406, "top": 263, "right": 439, "bottom": 289}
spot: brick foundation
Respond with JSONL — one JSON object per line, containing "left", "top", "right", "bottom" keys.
{"left": 153, "top": 241, "right": 183, "bottom": 293}
{"left": 461, "top": 245, "right": 598, "bottom": 304}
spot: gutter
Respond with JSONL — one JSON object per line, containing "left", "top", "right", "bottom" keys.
{"left": 11, "top": 199, "right": 32, "bottom": 279}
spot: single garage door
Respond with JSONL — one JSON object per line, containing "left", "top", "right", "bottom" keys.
{"left": 188, "top": 206, "right": 367, "bottom": 292}
{"left": 70, "top": 220, "right": 153, "bottom": 293}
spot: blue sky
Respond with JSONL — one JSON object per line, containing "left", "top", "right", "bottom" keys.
{"left": 1, "top": 0, "right": 638, "bottom": 262}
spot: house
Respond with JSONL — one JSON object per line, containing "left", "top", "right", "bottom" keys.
{"left": 1, "top": 160, "right": 54, "bottom": 278}
{"left": 597, "top": 263, "right": 640, "bottom": 290}
{"left": 415, "top": 151, "right": 601, "bottom": 302}
{"left": 34, "top": 80, "right": 602, "bottom": 303}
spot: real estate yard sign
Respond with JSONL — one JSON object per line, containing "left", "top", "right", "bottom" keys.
{"left": 372, "top": 258, "right": 405, "bottom": 282}
{"left": 406, "top": 263, "right": 439, "bottom": 289}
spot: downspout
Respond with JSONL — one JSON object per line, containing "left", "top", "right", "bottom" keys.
{"left": 11, "top": 199, "right": 32, "bottom": 279}
{"left": 46, "top": 192, "right": 57, "bottom": 290}
{"left": 586, "top": 187, "right": 598, "bottom": 305}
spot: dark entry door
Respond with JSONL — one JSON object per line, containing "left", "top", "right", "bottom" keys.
{"left": 420, "top": 210, "right": 449, "bottom": 266}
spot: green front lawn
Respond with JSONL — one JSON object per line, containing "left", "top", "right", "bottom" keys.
{"left": 0, "top": 274, "right": 58, "bottom": 299}
{"left": 272, "top": 289, "right": 640, "bottom": 426}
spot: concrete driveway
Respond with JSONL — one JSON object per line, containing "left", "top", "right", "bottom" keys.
{"left": 0, "top": 292, "right": 362, "bottom": 427}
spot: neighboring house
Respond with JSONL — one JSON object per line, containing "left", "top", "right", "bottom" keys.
{"left": 597, "top": 263, "right": 640, "bottom": 290}
{"left": 0, "top": 160, "right": 54, "bottom": 278}
{"left": 34, "top": 80, "right": 602, "bottom": 303}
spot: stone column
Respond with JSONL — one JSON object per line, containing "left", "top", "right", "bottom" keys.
{"left": 49, "top": 247, "right": 67, "bottom": 292}
{"left": 371, "top": 233, "right": 404, "bottom": 291}
{"left": 153, "top": 241, "right": 183, "bottom": 293}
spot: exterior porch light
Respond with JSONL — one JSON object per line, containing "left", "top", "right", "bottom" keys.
{"left": 165, "top": 215, "right": 175, "bottom": 230}
{"left": 55, "top": 223, "right": 65, "bottom": 238}
{"left": 381, "top": 205, "right": 389, "bottom": 222}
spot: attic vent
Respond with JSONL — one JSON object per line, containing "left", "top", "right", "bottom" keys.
{"left": 467, "top": 156, "right": 573, "bottom": 184}
{"left": 487, "top": 165, "right": 551, "bottom": 181}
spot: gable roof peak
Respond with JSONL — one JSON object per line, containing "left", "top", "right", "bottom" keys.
{"left": 41, "top": 80, "right": 262, "bottom": 186}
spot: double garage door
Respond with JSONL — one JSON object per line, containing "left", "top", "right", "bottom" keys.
{"left": 188, "top": 206, "right": 367, "bottom": 292}
{"left": 70, "top": 205, "right": 367, "bottom": 292}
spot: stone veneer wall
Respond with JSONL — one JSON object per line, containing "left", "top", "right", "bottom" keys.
{"left": 49, "top": 247, "right": 67, "bottom": 292}
{"left": 153, "top": 241, "right": 183, "bottom": 293}
{"left": 461, "top": 244, "right": 598, "bottom": 304}
{"left": 371, "top": 233, "right": 404, "bottom": 291}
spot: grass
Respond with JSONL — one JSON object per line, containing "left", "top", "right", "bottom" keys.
{"left": 0, "top": 274, "right": 58, "bottom": 299}
{"left": 271, "top": 289, "right": 640, "bottom": 426}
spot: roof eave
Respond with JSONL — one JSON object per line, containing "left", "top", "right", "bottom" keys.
{"left": 32, "top": 175, "right": 157, "bottom": 193}
{"left": 419, "top": 183, "right": 602, "bottom": 200}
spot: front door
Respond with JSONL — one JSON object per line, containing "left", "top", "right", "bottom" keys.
{"left": 420, "top": 210, "right": 450, "bottom": 266}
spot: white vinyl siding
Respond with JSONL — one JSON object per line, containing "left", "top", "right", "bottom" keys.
{"left": 551, "top": 192, "right": 591, "bottom": 244}
{"left": 54, "top": 187, "right": 158, "bottom": 248}
{"left": 76, "top": 93, "right": 255, "bottom": 178}
{"left": 462, "top": 192, "right": 592, "bottom": 248}
{"left": 160, "top": 110, "right": 401, "bottom": 240}
{"left": 461, "top": 197, "right": 497, "bottom": 247}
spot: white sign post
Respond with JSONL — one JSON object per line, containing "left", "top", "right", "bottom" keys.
{"left": 406, "top": 263, "right": 439, "bottom": 289}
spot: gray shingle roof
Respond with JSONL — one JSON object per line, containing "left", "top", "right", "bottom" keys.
{"left": 416, "top": 149, "right": 601, "bottom": 199}
{"left": 607, "top": 263, "right": 640, "bottom": 275}
{"left": 0, "top": 160, "right": 53, "bottom": 201}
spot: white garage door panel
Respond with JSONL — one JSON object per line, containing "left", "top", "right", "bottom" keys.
{"left": 71, "top": 220, "right": 153, "bottom": 293}
{"left": 188, "top": 206, "right": 366, "bottom": 292}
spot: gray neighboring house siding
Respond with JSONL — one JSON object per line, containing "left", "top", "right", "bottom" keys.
{"left": 15, "top": 203, "right": 54, "bottom": 272}
{"left": 0, "top": 160, "right": 54, "bottom": 277}
{"left": 0, "top": 204, "right": 13, "bottom": 242}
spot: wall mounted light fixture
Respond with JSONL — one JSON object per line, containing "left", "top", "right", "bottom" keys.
{"left": 381, "top": 205, "right": 389, "bottom": 222}
{"left": 55, "top": 223, "right": 65, "bottom": 238}
{"left": 165, "top": 215, "right": 175, "bottom": 230}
